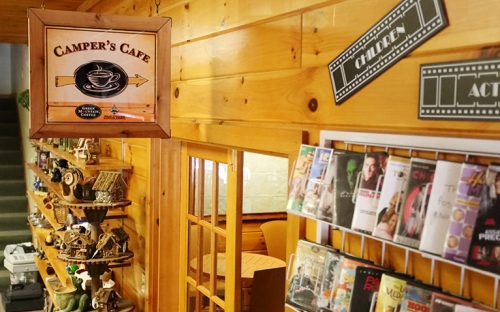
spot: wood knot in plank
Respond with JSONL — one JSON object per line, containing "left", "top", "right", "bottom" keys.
{"left": 308, "top": 98, "right": 318, "bottom": 112}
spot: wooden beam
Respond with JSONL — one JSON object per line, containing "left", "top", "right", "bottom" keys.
{"left": 77, "top": 0, "right": 102, "bottom": 12}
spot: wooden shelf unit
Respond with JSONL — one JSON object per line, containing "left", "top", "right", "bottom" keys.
{"left": 26, "top": 165, "right": 128, "bottom": 221}
{"left": 33, "top": 140, "right": 132, "bottom": 171}
{"left": 34, "top": 256, "right": 58, "bottom": 307}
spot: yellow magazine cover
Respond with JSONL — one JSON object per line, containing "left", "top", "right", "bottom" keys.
{"left": 374, "top": 274, "right": 407, "bottom": 312}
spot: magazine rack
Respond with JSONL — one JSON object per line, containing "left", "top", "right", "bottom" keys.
{"left": 286, "top": 130, "right": 500, "bottom": 311}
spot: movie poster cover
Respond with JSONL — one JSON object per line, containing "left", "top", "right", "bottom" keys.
{"left": 467, "top": 163, "right": 500, "bottom": 274}
{"left": 399, "top": 282, "right": 435, "bottom": 312}
{"left": 317, "top": 250, "right": 344, "bottom": 312}
{"left": 331, "top": 257, "right": 376, "bottom": 312}
{"left": 348, "top": 267, "right": 385, "bottom": 312}
{"left": 372, "top": 156, "right": 410, "bottom": 241}
{"left": 332, "top": 153, "right": 365, "bottom": 228}
{"left": 286, "top": 239, "right": 329, "bottom": 312}
{"left": 351, "top": 152, "right": 389, "bottom": 234}
{"left": 374, "top": 274, "right": 407, "bottom": 312}
{"left": 393, "top": 158, "right": 436, "bottom": 248}
{"left": 286, "top": 145, "right": 316, "bottom": 212}
{"left": 419, "top": 160, "right": 462, "bottom": 255}
{"left": 317, "top": 150, "right": 348, "bottom": 222}
{"left": 302, "top": 148, "right": 333, "bottom": 217}
{"left": 442, "top": 163, "right": 487, "bottom": 263}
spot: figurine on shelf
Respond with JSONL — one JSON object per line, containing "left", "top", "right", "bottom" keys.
{"left": 61, "top": 168, "right": 84, "bottom": 203}
{"left": 54, "top": 276, "right": 90, "bottom": 312}
{"left": 51, "top": 168, "right": 62, "bottom": 183}
{"left": 92, "top": 171, "right": 127, "bottom": 204}
{"left": 92, "top": 288, "right": 135, "bottom": 312}
{"left": 86, "top": 141, "right": 100, "bottom": 165}
{"left": 62, "top": 228, "right": 96, "bottom": 260}
{"left": 82, "top": 177, "right": 97, "bottom": 201}
{"left": 94, "top": 228, "right": 129, "bottom": 259}
{"left": 56, "top": 158, "right": 69, "bottom": 169}
{"left": 74, "top": 138, "right": 95, "bottom": 160}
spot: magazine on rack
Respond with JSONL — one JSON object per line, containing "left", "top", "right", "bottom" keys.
{"left": 332, "top": 152, "right": 365, "bottom": 228}
{"left": 372, "top": 155, "right": 410, "bottom": 241}
{"left": 393, "top": 157, "right": 436, "bottom": 248}
{"left": 442, "top": 163, "right": 488, "bottom": 264}
{"left": 286, "top": 145, "right": 317, "bottom": 213}
{"left": 467, "top": 162, "right": 500, "bottom": 274}
{"left": 351, "top": 152, "right": 389, "bottom": 234}
{"left": 302, "top": 147, "right": 334, "bottom": 217}
{"left": 429, "top": 292, "right": 476, "bottom": 312}
{"left": 419, "top": 160, "right": 463, "bottom": 255}
{"left": 399, "top": 281, "right": 440, "bottom": 312}
{"left": 286, "top": 239, "right": 331, "bottom": 312}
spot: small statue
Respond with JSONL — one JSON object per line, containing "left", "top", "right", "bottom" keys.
{"left": 54, "top": 276, "right": 90, "bottom": 312}
{"left": 56, "top": 159, "right": 69, "bottom": 169}
{"left": 51, "top": 168, "right": 62, "bottom": 183}
{"left": 61, "top": 168, "right": 84, "bottom": 203}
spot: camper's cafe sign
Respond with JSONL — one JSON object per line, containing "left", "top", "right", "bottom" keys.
{"left": 28, "top": 9, "right": 171, "bottom": 138}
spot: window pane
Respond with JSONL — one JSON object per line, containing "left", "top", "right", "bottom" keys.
{"left": 242, "top": 152, "right": 288, "bottom": 213}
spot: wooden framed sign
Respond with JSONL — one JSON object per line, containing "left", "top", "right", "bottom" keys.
{"left": 28, "top": 9, "right": 171, "bottom": 138}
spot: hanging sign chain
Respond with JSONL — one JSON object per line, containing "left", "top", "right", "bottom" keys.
{"left": 155, "top": 0, "right": 161, "bottom": 16}
{"left": 41, "top": 0, "right": 45, "bottom": 9}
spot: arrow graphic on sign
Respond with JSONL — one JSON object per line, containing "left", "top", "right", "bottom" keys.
{"left": 55, "top": 74, "right": 148, "bottom": 87}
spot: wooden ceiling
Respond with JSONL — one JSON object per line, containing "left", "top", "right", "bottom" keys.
{"left": 1, "top": 0, "right": 88, "bottom": 44}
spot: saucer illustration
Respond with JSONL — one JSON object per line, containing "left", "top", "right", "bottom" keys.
{"left": 74, "top": 61, "right": 128, "bottom": 98}
{"left": 83, "top": 82, "right": 120, "bottom": 92}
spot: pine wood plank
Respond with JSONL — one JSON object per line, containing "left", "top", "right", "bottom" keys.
{"left": 175, "top": 15, "right": 301, "bottom": 80}
{"left": 34, "top": 256, "right": 58, "bottom": 307}
{"left": 302, "top": 0, "right": 500, "bottom": 67}
{"left": 124, "top": 144, "right": 149, "bottom": 178}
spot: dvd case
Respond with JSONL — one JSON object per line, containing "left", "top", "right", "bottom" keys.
{"left": 372, "top": 155, "right": 410, "bottom": 241}
{"left": 467, "top": 163, "right": 500, "bottom": 273}
{"left": 393, "top": 157, "right": 436, "bottom": 248}
{"left": 302, "top": 147, "right": 334, "bottom": 217}
{"left": 442, "top": 163, "right": 488, "bottom": 263}
{"left": 286, "top": 145, "right": 317, "bottom": 212}
{"left": 351, "top": 152, "right": 389, "bottom": 234}
{"left": 286, "top": 239, "right": 330, "bottom": 312}
{"left": 419, "top": 160, "right": 462, "bottom": 255}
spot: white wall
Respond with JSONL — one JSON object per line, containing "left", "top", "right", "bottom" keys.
{"left": 0, "top": 44, "right": 12, "bottom": 95}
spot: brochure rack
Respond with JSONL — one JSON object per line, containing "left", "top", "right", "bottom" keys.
{"left": 285, "top": 130, "right": 500, "bottom": 311}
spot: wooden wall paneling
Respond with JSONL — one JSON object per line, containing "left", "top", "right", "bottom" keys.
{"left": 157, "top": 138, "right": 182, "bottom": 312}
{"left": 100, "top": 138, "right": 123, "bottom": 160}
{"left": 124, "top": 202, "right": 147, "bottom": 237}
{"left": 302, "top": 0, "right": 500, "bottom": 68}
{"left": 162, "top": 0, "right": 332, "bottom": 45}
{"left": 176, "top": 15, "right": 301, "bottom": 80}
{"left": 171, "top": 122, "right": 307, "bottom": 156}
{"left": 147, "top": 138, "right": 160, "bottom": 312}
{"left": 172, "top": 48, "right": 500, "bottom": 139}
{"left": 301, "top": 0, "right": 400, "bottom": 67}
{"left": 124, "top": 143, "right": 149, "bottom": 177}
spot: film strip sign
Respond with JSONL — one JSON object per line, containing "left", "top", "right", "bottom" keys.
{"left": 420, "top": 58, "right": 500, "bottom": 120}
{"left": 328, "top": 0, "right": 447, "bottom": 105}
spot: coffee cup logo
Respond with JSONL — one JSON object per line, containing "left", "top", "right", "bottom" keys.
{"left": 86, "top": 66, "right": 120, "bottom": 89}
{"left": 74, "top": 61, "right": 128, "bottom": 98}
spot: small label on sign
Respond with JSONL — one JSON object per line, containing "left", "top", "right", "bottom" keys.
{"left": 75, "top": 104, "right": 102, "bottom": 119}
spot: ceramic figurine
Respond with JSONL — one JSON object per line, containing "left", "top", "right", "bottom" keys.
{"left": 54, "top": 276, "right": 90, "bottom": 312}
{"left": 56, "top": 158, "right": 69, "bottom": 169}
{"left": 51, "top": 168, "right": 62, "bottom": 183}
{"left": 86, "top": 141, "right": 100, "bottom": 165}
{"left": 92, "top": 171, "right": 127, "bottom": 204}
{"left": 61, "top": 168, "right": 84, "bottom": 203}
{"left": 92, "top": 288, "right": 135, "bottom": 312}
{"left": 82, "top": 177, "right": 97, "bottom": 201}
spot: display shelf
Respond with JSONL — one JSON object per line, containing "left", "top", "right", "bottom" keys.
{"left": 33, "top": 140, "right": 133, "bottom": 171}
{"left": 58, "top": 252, "right": 134, "bottom": 265}
{"left": 27, "top": 163, "right": 63, "bottom": 198}
{"left": 31, "top": 225, "right": 71, "bottom": 290}
{"left": 34, "top": 255, "right": 58, "bottom": 307}
{"left": 26, "top": 167, "right": 128, "bottom": 221}
{"left": 27, "top": 191, "right": 65, "bottom": 239}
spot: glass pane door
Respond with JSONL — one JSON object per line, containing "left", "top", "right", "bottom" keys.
{"left": 181, "top": 143, "right": 242, "bottom": 312}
